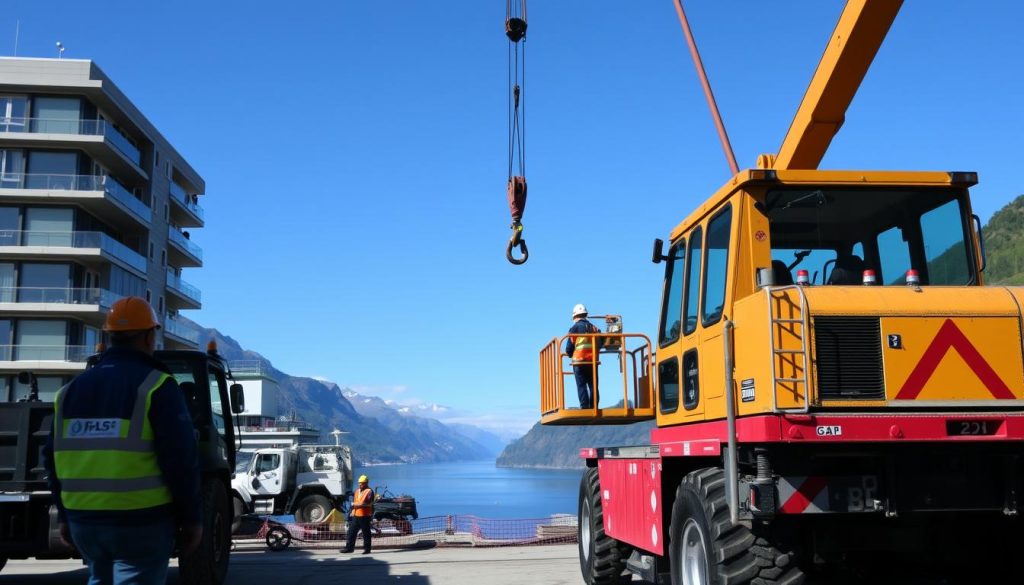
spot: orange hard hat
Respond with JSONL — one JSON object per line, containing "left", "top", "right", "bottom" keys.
{"left": 103, "top": 296, "right": 161, "bottom": 332}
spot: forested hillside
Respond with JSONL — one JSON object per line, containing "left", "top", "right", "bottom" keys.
{"left": 983, "top": 195, "right": 1024, "bottom": 285}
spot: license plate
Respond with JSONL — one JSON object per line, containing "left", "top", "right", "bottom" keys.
{"left": 946, "top": 420, "right": 1000, "bottom": 436}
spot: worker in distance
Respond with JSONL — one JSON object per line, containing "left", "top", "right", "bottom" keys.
{"left": 342, "top": 474, "right": 376, "bottom": 554}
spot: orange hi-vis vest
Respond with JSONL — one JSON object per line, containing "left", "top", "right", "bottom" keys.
{"left": 353, "top": 487, "right": 374, "bottom": 517}
{"left": 572, "top": 323, "right": 598, "bottom": 364}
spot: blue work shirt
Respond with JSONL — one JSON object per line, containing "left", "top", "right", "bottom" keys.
{"left": 42, "top": 346, "right": 202, "bottom": 526}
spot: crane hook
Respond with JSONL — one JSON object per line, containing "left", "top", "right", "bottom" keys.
{"left": 506, "top": 222, "right": 528, "bottom": 265}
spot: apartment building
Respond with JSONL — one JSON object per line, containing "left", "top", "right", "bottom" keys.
{"left": 0, "top": 58, "right": 205, "bottom": 401}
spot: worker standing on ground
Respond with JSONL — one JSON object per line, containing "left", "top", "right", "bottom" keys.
{"left": 343, "top": 475, "right": 376, "bottom": 554}
{"left": 565, "top": 304, "right": 601, "bottom": 409}
{"left": 42, "top": 296, "right": 202, "bottom": 585}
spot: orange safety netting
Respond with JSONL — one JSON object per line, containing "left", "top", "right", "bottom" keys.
{"left": 232, "top": 514, "right": 578, "bottom": 551}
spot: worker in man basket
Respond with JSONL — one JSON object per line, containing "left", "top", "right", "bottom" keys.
{"left": 42, "top": 296, "right": 202, "bottom": 585}
{"left": 343, "top": 475, "right": 376, "bottom": 554}
{"left": 565, "top": 303, "right": 602, "bottom": 409}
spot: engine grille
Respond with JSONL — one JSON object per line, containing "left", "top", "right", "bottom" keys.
{"left": 813, "top": 316, "right": 885, "bottom": 400}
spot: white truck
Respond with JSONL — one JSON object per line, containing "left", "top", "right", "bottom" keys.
{"left": 231, "top": 445, "right": 353, "bottom": 524}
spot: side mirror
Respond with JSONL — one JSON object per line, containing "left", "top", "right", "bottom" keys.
{"left": 652, "top": 238, "right": 667, "bottom": 264}
{"left": 251, "top": 477, "right": 261, "bottom": 490}
{"left": 230, "top": 383, "right": 245, "bottom": 414}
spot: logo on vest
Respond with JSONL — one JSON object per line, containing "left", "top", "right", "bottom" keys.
{"left": 67, "top": 418, "right": 121, "bottom": 438}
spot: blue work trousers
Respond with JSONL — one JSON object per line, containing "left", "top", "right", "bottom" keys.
{"left": 69, "top": 517, "right": 177, "bottom": 585}
{"left": 573, "top": 364, "right": 596, "bottom": 409}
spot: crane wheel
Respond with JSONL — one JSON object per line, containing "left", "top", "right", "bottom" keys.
{"left": 578, "top": 467, "right": 632, "bottom": 585}
{"left": 669, "top": 468, "right": 803, "bottom": 585}
{"left": 180, "top": 479, "right": 232, "bottom": 585}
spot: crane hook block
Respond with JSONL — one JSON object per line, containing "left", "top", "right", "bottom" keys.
{"left": 505, "top": 17, "right": 527, "bottom": 43}
{"left": 507, "top": 176, "right": 527, "bottom": 222}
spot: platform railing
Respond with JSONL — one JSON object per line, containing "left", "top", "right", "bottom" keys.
{"left": 539, "top": 333, "right": 655, "bottom": 425}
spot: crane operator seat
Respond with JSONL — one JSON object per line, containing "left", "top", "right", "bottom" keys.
{"left": 828, "top": 254, "right": 865, "bottom": 285}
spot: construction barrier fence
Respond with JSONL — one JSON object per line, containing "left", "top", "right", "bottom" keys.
{"left": 232, "top": 514, "right": 578, "bottom": 551}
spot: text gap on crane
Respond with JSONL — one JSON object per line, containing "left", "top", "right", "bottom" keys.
{"left": 505, "top": 0, "right": 528, "bottom": 265}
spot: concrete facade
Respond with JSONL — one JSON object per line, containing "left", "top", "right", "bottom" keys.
{"left": 0, "top": 57, "right": 205, "bottom": 400}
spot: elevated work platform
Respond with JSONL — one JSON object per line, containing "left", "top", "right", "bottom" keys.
{"left": 539, "top": 332, "right": 656, "bottom": 426}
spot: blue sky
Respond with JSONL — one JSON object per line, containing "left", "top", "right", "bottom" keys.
{"left": 4, "top": 1, "right": 1022, "bottom": 435}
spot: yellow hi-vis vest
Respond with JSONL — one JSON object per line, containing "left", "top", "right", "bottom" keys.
{"left": 572, "top": 324, "right": 597, "bottom": 364}
{"left": 53, "top": 370, "right": 174, "bottom": 511}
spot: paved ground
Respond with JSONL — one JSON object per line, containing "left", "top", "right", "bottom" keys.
{"left": 0, "top": 544, "right": 586, "bottom": 585}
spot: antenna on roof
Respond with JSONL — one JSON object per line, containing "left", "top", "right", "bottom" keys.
{"left": 13, "top": 21, "right": 19, "bottom": 56}
{"left": 55, "top": 41, "right": 65, "bottom": 59}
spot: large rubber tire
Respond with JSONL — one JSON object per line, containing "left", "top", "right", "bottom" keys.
{"left": 230, "top": 495, "right": 245, "bottom": 534}
{"left": 578, "top": 467, "right": 631, "bottom": 585}
{"left": 265, "top": 527, "right": 292, "bottom": 552}
{"left": 669, "top": 468, "right": 803, "bottom": 585}
{"left": 180, "top": 479, "right": 232, "bottom": 585}
{"left": 294, "top": 494, "right": 333, "bottom": 524}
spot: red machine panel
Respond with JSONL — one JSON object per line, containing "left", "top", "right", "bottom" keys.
{"left": 597, "top": 458, "right": 663, "bottom": 555}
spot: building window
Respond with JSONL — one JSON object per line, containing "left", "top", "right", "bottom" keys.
{"left": 0, "top": 319, "right": 11, "bottom": 359}
{"left": 0, "top": 263, "right": 13, "bottom": 302}
{"left": 149, "top": 241, "right": 154, "bottom": 259}
{"left": 164, "top": 203, "right": 169, "bottom": 221}
{"left": 145, "top": 289, "right": 151, "bottom": 302}
{"left": 18, "top": 263, "right": 70, "bottom": 302}
{"left": 24, "top": 207, "right": 73, "bottom": 246}
{"left": 15, "top": 319, "right": 66, "bottom": 360}
{"left": 0, "top": 96, "right": 29, "bottom": 132}
{"left": 158, "top": 296, "right": 164, "bottom": 314}
{"left": 0, "top": 149, "right": 25, "bottom": 188}
{"left": 160, "top": 249, "right": 166, "bottom": 267}
{"left": 25, "top": 151, "right": 77, "bottom": 189}
{"left": 30, "top": 97, "right": 81, "bottom": 134}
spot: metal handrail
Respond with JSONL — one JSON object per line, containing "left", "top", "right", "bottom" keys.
{"left": 766, "top": 285, "right": 812, "bottom": 413}
{"left": 168, "top": 228, "right": 203, "bottom": 261}
{"left": 0, "top": 116, "right": 141, "bottom": 164}
{"left": 540, "top": 332, "right": 655, "bottom": 415}
{"left": 164, "top": 315, "right": 200, "bottom": 344}
{"left": 169, "top": 181, "right": 205, "bottom": 221}
{"left": 0, "top": 230, "right": 147, "bottom": 272}
{"left": 0, "top": 344, "right": 93, "bottom": 362}
{"left": 0, "top": 287, "right": 118, "bottom": 307}
{"left": 0, "top": 173, "right": 150, "bottom": 222}
{"left": 165, "top": 269, "right": 202, "bottom": 303}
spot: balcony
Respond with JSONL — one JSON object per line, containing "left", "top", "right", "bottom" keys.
{"left": 169, "top": 181, "right": 205, "bottom": 227}
{"left": 0, "top": 344, "right": 93, "bottom": 362}
{"left": 0, "top": 230, "right": 147, "bottom": 274}
{"left": 0, "top": 172, "right": 151, "bottom": 227}
{"left": 0, "top": 116, "right": 142, "bottom": 166}
{"left": 168, "top": 228, "right": 203, "bottom": 266}
{"left": 229, "top": 360, "right": 275, "bottom": 381}
{"left": 0, "top": 287, "right": 118, "bottom": 307}
{"left": 164, "top": 314, "right": 200, "bottom": 345}
{"left": 165, "top": 268, "right": 202, "bottom": 309}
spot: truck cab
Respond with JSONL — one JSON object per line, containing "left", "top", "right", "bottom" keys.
{"left": 232, "top": 444, "right": 353, "bottom": 524}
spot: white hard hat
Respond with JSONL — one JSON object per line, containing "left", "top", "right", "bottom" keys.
{"left": 572, "top": 304, "right": 588, "bottom": 318}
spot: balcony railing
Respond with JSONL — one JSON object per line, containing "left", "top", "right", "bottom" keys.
{"left": 0, "top": 173, "right": 151, "bottom": 223}
{"left": 0, "top": 344, "right": 93, "bottom": 362}
{"left": 229, "top": 360, "right": 274, "bottom": 379}
{"left": 169, "top": 181, "right": 205, "bottom": 221}
{"left": 168, "top": 228, "right": 203, "bottom": 261}
{"left": 0, "top": 230, "right": 147, "bottom": 273}
{"left": 165, "top": 269, "right": 202, "bottom": 303}
{"left": 0, "top": 287, "right": 118, "bottom": 307}
{"left": 165, "top": 315, "right": 200, "bottom": 344}
{"left": 0, "top": 116, "right": 142, "bottom": 165}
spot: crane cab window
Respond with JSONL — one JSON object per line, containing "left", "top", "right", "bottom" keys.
{"left": 683, "top": 227, "right": 703, "bottom": 336}
{"left": 765, "top": 188, "right": 975, "bottom": 286}
{"left": 702, "top": 205, "right": 732, "bottom": 326}
{"left": 658, "top": 241, "right": 686, "bottom": 346}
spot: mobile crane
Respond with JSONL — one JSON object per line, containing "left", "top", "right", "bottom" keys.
{"left": 538, "top": 1, "right": 1024, "bottom": 583}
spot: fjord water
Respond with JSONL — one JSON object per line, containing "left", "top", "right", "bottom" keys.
{"left": 355, "top": 460, "right": 583, "bottom": 519}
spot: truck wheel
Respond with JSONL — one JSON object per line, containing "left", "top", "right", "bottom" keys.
{"left": 578, "top": 467, "right": 631, "bottom": 585}
{"left": 294, "top": 494, "right": 332, "bottom": 523}
{"left": 180, "top": 479, "right": 232, "bottom": 585}
{"left": 266, "top": 527, "right": 292, "bottom": 551}
{"left": 669, "top": 468, "right": 803, "bottom": 585}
